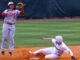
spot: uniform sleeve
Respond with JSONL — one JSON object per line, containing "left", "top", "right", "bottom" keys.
{"left": 2, "top": 10, "right": 8, "bottom": 17}
{"left": 15, "top": 9, "right": 20, "bottom": 15}
{"left": 3, "top": 10, "right": 8, "bottom": 14}
{"left": 64, "top": 45, "right": 73, "bottom": 56}
{"left": 15, "top": 9, "right": 24, "bottom": 16}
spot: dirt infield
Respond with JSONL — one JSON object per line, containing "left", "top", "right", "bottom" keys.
{"left": 0, "top": 46, "right": 80, "bottom": 60}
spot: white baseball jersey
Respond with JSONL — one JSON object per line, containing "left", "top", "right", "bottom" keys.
{"left": 52, "top": 38, "right": 73, "bottom": 56}
{"left": 3, "top": 9, "right": 20, "bottom": 24}
{"left": 1, "top": 9, "right": 20, "bottom": 53}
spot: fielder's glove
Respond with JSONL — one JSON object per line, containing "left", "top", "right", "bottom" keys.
{"left": 16, "top": 2, "right": 25, "bottom": 10}
{"left": 71, "top": 56, "right": 77, "bottom": 60}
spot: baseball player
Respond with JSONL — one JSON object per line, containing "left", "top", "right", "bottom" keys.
{"left": 1, "top": 1, "right": 24, "bottom": 56}
{"left": 29, "top": 36, "right": 77, "bottom": 60}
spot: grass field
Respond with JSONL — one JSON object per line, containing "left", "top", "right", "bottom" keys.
{"left": 0, "top": 20, "right": 80, "bottom": 48}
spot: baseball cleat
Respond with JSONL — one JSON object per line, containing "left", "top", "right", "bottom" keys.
{"left": 1, "top": 51, "right": 5, "bottom": 55}
{"left": 29, "top": 51, "right": 33, "bottom": 54}
{"left": 29, "top": 51, "right": 35, "bottom": 55}
{"left": 9, "top": 52, "right": 12, "bottom": 56}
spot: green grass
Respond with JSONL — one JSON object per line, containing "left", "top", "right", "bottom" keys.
{"left": 0, "top": 20, "right": 80, "bottom": 48}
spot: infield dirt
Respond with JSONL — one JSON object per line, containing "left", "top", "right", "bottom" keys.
{"left": 0, "top": 46, "right": 79, "bottom": 60}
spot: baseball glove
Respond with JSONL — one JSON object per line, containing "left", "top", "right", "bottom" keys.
{"left": 16, "top": 2, "right": 25, "bottom": 10}
{"left": 71, "top": 56, "right": 77, "bottom": 60}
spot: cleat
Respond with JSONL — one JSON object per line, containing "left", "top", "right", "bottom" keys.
{"left": 29, "top": 51, "right": 33, "bottom": 54}
{"left": 29, "top": 51, "right": 36, "bottom": 55}
{"left": 9, "top": 52, "right": 12, "bottom": 56}
{"left": 1, "top": 51, "right": 5, "bottom": 55}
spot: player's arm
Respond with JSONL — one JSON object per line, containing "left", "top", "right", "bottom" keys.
{"left": 16, "top": 9, "right": 24, "bottom": 16}
{"left": 67, "top": 50, "right": 77, "bottom": 60}
{"left": 1, "top": 10, "right": 8, "bottom": 17}
{"left": 65, "top": 47, "right": 77, "bottom": 60}
{"left": 2, "top": 12, "right": 6, "bottom": 17}
{"left": 19, "top": 10, "right": 24, "bottom": 16}
{"left": 66, "top": 48, "right": 73, "bottom": 56}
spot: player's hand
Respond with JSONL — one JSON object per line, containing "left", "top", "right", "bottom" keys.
{"left": 71, "top": 56, "right": 77, "bottom": 60}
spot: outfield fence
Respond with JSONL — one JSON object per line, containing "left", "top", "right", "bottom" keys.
{"left": 1, "top": 0, "right": 80, "bottom": 19}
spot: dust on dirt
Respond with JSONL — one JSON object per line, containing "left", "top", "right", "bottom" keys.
{"left": 0, "top": 46, "right": 79, "bottom": 60}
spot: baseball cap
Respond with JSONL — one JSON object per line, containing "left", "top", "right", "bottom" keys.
{"left": 8, "top": 1, "right": 14, "bottom": 6}
{"left": 55, "top": 35, "right": 63, "bottom": 42}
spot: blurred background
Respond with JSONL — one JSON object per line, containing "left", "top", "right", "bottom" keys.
{"left": 1, "top": 0, "right": 80, "bottom": 19}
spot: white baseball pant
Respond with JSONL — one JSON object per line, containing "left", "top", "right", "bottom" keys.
{"left": 32, "top": 47, "right": 61, "bottom": 59}
{"left": 1, "top": 23, "right": 15, "bottom": 52}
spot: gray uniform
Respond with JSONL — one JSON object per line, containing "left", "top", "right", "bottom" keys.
{"left": 1, "top": 9, "right": 20, "bottom": 52}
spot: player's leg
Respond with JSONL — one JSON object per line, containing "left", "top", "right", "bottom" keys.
{"left": 1, "top": 24, "right": 8, "bottom": 55}
{"left": 31, "top": 47, "right": 55, "bottom": 55}
{"left": 8, "top": 25, "right": 15, "bottom": 56}
{"left": 31, "top": 49, "right": 44, "bottom": 55}
{"left": 29, "top": 47, "right": 57, "bottom": 59}
{"left": 45, "top": 54, "right": 60, "bottom": 59}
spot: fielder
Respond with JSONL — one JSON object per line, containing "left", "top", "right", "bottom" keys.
{"left": 29, "top": 35, "right": 77, "bottom": 60}
{"left": 1, "top": 1, "right": 24, "bottom": 56}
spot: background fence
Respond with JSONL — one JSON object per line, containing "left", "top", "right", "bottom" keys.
{"left": 0, "top": 0, "right": 80, "bottom": 19}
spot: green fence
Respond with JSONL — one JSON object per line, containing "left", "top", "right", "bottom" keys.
{"left": 0, "top": 0, "right": 80, "bottom": 19}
